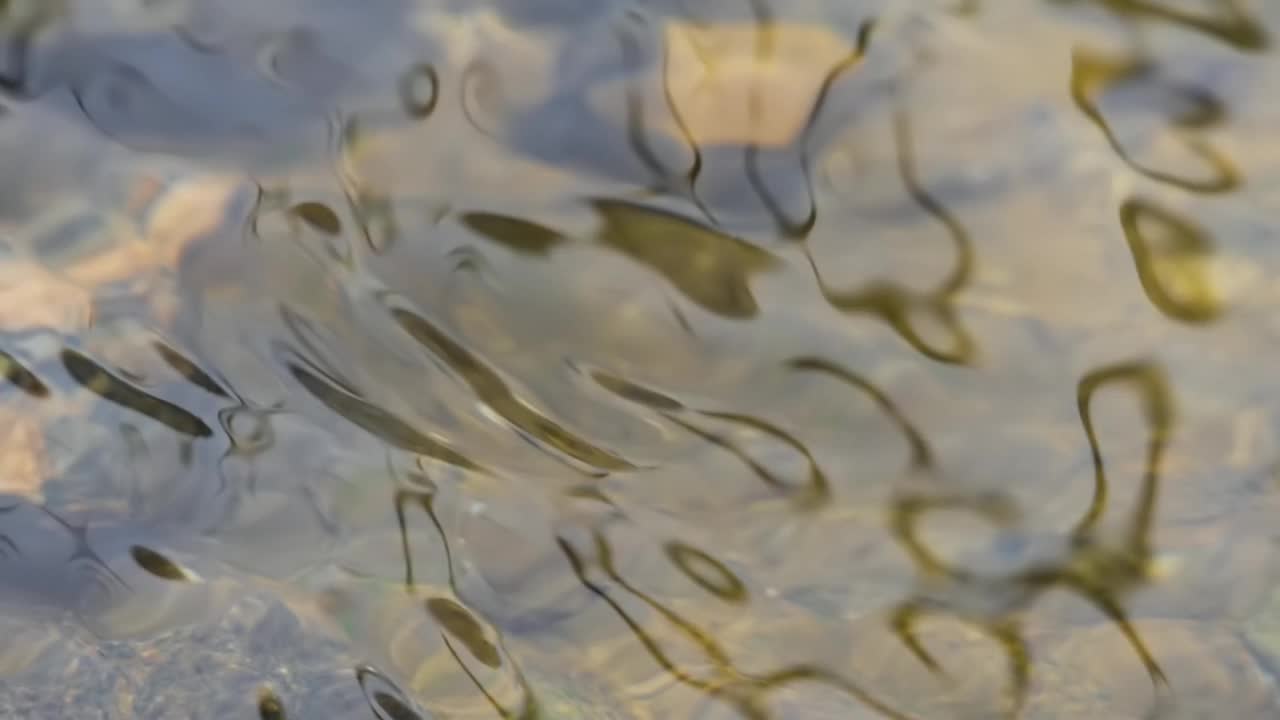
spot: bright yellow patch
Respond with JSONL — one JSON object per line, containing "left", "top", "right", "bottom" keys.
{"left": 662, "top": 21, "right": 862, "bottom": 148}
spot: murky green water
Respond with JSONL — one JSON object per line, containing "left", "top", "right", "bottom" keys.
{"left": 1, "top": 0, "right": 1280, "bottom": 718}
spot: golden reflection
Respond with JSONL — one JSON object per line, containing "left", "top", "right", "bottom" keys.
{"left": 806, "top": 109, "right": 977, "bottom": 365}
{"left": 887, "top": 360, "right": 1177, "bottom": 717}
{"left": 557, "top": 524, "right": 919, "bottom": 720}
{"left": 1069, "top": 48, "right": 1240, "bottom": 194}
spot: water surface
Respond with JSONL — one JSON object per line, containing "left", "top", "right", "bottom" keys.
{"left": 2, "top": 0, "right": 1280, "bottom": 718}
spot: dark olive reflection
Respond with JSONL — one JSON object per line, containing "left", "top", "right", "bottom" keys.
{"left": 1048, "top": 0, "right": 1268, "bottom": 52}
{"left": 805, "top": 109, "right": 976, "bottom": 365}
{"left": 399, "top": 63, "right": 439, "bottom": 120}
{"left": 153, "top": 340, "right": 231, "bottom": 399}
{"left": 589, "top": 356, "right": 933, "bottom": 510}
{"left": 787, "top": 356, "right": 933, "bottom": 470}
{"left": 590, "top": 198, "right": 782, "bottom": 319}
{"left": 462, "top": 200, "right": 783, "bottom": 319}
{"left": 257, "top": 687, "right": 286, "bottom": 720}
{"left": 1119, "top": 196, "right": 1223, "bottom": 324}
{"left": 357, "top": 665, "right": 430, "bottom": 720}
{"left": 459, "top": 212, "right": 568, "bottom": 256}
{"left": 37, "top": 504, "right": 131, "bottom": 594}
{"left": 62, "top": 348, "right": 213, "bottom": 438}
{"left": 392, "top": 481, "right": 543, "bottom": 719}
{"left": 614, "top": 13, "right": 702, "bottom": 204}
{"left": 0, "top": 348, "right": 49, "bottom": 397}
{"left": 0, "top": 501, "right": 22, "bottom": 559}
{"left": 390, "top": 304, "right": 636, "bottom": 474}
{"left": 589, "top": 368, "right": 684, "bottom": 412}
{"left": 130, "top": 544, "right": 194, "bottom": 582}
{"left": 662, "top": 411, "right": 831, "bottom": 510}
{"left": 291, "top": 202, "right": 343, "bottom": 236}
{"left": 282, "top": 346, "right": 486, "bottom": 474}
{"left": 1069, "top": 48, "right": 1240, "bottom": 194}
{"left": 557, "top": 523, "right": 917, "bottom": 719}
{"left": 886, "top": 360, "right": 1176, "bottom": 717}
{"left": 0, "top": 0, "right": 59, "bottom": 98}
{"left": 665, "top": 540, "right": 748, "bottom": 604}
{"left": 739, "top": 17, "right": 877, "bottom": 240}
{"left": 587, "top": 367, "right": 831, "bottom": 508}
{"left": 426, "top": 596, "right": 503, "bottom": 669}
{"left": 391, "top": 482, "right": 454, "bottom": 675}
{"left": 336, "top": 117, "right": 402, "bottom": 254}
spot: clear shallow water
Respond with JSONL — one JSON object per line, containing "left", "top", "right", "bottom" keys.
{"left": 2, "top": 0, "right": 1280, "bottom": 718}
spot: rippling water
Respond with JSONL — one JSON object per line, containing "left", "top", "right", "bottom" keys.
{"left": 2, "top": 1, "right": 1280, "bottom": 718}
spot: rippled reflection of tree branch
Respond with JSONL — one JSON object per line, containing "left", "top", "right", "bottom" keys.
{"left": 1049, "top": 0, "right": 1268, "bottom": 52}
{"left": 1117, "top": 196, "right": 1223, "bottom": 324}
{"left": 392, "top": 475, "right": 455, "bottom": 592}
{"left": 0, "top": 346, "right": 49, "bottom": 397}
{"left": 786, "top": 356, "right": 933, "bottom": 470}
{"left": 284, "top": 349, "right": 486, "bottom": 474}
{"left": 590, "top": 358, "right": 932, "bottom": 509}
{"left": 661, "top": 411, "right": 831, "bottom": 510}
{"left": 742, "top": 18, "right": 875, "bottom": 239}
{"left": 1069, "top": 48, "right": 1241, "bottom": 194}
{"left": 0, "top": 0, "right": 60, "bottom": 99}
{"left": 399, "top": 63, "right": 439, "bottom": 120}
{"left": 558, "top": 525, "right": 919, "bottom": 719}
{"left": 584, "top": 367, "right": 830, "bottom": 507}
{"left": 62, "top": 347, "right": 214, "bottom": 438}
{"left": 613, "top": 11, "right": 711, "bottom": 221}
{"left": 805, "top": 107, "right": 976, "bottom": 365}
{"left": 391, "top": 303, "right": 637, "bottom": 475}
{"left": 40, "top": 504, "right": 132, "bottom": 596}
{"left": 886, "top": 360, "right": 1176, "bottom": 717}
{"left": 0, "top": 501, "right": 21, "bottom": 559}
{"left": 393, "top": 471, "right": 550, "bottom": 719}
{"left": 332, "top": 123, "right": 404, "bottom": 254}
{"left": 357, "top": 664, "right": 432, "bottom": 720}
